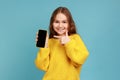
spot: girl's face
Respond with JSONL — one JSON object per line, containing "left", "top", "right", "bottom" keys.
{"left": 53, "top": 13, "right": 69, "bottom": 36}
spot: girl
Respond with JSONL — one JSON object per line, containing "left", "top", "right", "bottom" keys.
{"left": 35, "top": 7, "right": 89, "bottom": 80}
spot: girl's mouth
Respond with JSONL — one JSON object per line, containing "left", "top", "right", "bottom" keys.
{"left": 57, "top": 28, "right": 65, "bottom": 32}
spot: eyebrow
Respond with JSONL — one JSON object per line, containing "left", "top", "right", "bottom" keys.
{"left": 54, "top": 19, "right": 68, "bottom": 21}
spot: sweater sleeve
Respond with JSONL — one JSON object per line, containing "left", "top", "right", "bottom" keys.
{"left": 35, "top": 48, "right": 50, "bottom": 71}
{"left": 64, "top": 34, "right": 89, "bottom": 65}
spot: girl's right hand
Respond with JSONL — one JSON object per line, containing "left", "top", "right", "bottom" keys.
{"left": 35, "top": 32, "right": 38, "bottom": 42}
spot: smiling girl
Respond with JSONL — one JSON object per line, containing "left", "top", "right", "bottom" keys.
{"left": 35, "top": 7, "right": 89, "bottom": 80}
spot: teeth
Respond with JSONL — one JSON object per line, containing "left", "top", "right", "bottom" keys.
{"left": 59, "top": 29, "right": 63, "bottom": 31}
{"left": 59, "top": 28, "right": 64, "bottom": 30}
{"left": 59, "top": 29, "right": 64, "bottom": 32}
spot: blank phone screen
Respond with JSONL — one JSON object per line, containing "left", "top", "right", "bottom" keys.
{"left": 36, "top": 30, "right": 47, "bottom": 47}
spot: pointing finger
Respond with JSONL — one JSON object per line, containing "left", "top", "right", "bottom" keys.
{"left": 66, "top": 30, "right": 68, "bottom": 36}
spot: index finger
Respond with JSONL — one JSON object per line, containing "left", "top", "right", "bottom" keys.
{"left": 66, "top": 30, "right": 68, "bottom": 36}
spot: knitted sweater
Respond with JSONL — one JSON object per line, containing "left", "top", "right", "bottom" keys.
{"left": 35, "top": 34, "right": 89, "bottom": 80}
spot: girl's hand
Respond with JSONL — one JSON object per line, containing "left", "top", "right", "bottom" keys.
{"left": 54, "top": 30, "right": 70, "bottom": 45}
{"left": 35, "top": 32, "right": 38, "bottom": 42}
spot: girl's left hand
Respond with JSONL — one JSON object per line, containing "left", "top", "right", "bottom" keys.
{"left": 54, "top": 30, "right": 70, "bottom": 45}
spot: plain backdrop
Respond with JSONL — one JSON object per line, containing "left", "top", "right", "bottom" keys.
{"left": 0, "top": 0, "right": 120, "bottom": 80}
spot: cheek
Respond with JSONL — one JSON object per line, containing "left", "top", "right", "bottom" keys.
{"left": 65, "top": 24, "right": 69, "bottom": 29}
{"left": 53, "top": 23, "right": 57, "bottom": 31}
{"left": 53, "top": 23, "right": 58, "bottom": 27}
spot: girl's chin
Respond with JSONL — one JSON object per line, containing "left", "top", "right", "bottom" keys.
{"left": 57, "top": 32, "right": 65, "bottom": 36}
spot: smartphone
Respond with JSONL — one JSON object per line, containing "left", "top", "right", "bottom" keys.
{"left": 36, "top": 30, "right": 47, "bottom": 47}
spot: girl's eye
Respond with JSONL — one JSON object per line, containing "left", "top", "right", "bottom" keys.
{"left": 54, "top": 21, "right": 59, "bottom": 23}
{"left": 63, "top": 21, "right": 67, "bottom": 23}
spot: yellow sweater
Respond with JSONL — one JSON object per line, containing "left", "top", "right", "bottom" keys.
{"left": 35, "top": 34, "right": 89, "bottom": 80}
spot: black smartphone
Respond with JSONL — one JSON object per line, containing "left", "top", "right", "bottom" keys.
{"left": 36, "top": 30, "right": 47, "bottom": 47}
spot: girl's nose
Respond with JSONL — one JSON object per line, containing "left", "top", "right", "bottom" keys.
{"left": 59, "top": 23, "right": 62, "bottom": 27}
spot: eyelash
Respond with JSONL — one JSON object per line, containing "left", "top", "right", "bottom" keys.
{"left": 55, "top": 21, "right": 59, "bottom": 23}
{"left": 63, "top": 21, "right": 67, "bottom": 23}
